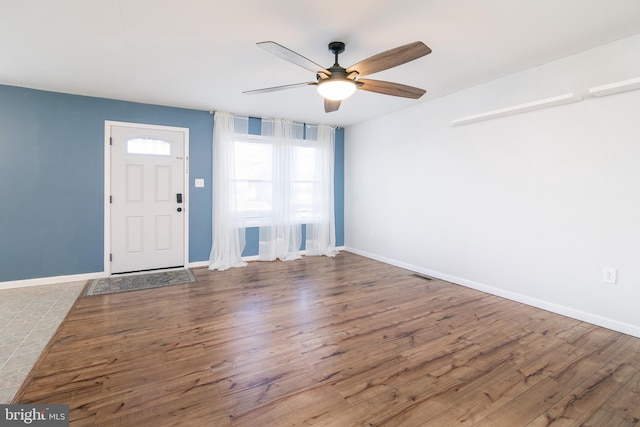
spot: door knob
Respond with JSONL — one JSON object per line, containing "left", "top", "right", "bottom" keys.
{"left": 177, "top": 207, "right": 182, "bottom": 212}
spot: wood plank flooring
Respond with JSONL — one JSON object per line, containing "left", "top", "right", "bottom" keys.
{"left": 13, "top": 252, "right": 640, "bottom": 426}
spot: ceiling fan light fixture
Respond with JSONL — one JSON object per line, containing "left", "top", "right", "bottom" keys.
{"left": 249, "top": 40, "right": 431, "bottom": 112}
{"left": 317, "top": 78, "right": 357, "bottom": 101}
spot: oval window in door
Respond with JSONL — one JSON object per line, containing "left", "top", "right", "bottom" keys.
{"left": 126, "top": 138, "right": 171, "bottom": 156}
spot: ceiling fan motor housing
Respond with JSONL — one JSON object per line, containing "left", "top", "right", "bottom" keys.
{"left": 321, "top": 41, "right": 352, "bottom": 81}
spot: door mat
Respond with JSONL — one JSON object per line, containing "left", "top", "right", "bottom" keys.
{"left": 84, "top": 269, "right": 197, "bottom": 296}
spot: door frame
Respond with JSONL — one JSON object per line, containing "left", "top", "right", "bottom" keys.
{"left": 104, "top": 120, "right": 190, "bottom": 275}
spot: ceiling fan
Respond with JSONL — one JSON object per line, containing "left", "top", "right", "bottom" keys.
{"left": 244, "top": 40, "right": 432, "bottom": 113}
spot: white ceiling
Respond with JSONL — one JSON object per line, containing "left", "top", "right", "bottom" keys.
{"left": 1, "top": 0, "right": 640, "bottom": 127}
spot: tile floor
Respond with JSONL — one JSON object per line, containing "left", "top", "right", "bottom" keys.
{"left": 0, "top": 281, "right": 86, "bottom": 403}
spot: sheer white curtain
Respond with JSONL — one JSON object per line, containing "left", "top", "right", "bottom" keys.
{"left": 208, "top": 112, "right": 248, "bottom": 271}
{"left": 304, "top": 124, "right": 338, "bottom": 257}
{"left": 209, "top": 113, "right": 338, "bottom": 269}
{"left": 258, "top": 118, "right": 304, "bottom": 261}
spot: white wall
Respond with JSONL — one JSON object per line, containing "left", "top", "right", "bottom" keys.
{"left": 345, "top": 34, "right": 640, "bottom": 337}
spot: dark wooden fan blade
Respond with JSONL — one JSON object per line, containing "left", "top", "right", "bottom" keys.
{"left": 324, "top": 99, "right": 341, "bottom": 113}
{"left": 346, "top": 41, "right": 431, "bottom": 77}
{"left": 243, "top": 82, "right": 316, "bottom": 95}
{"left": 257, "top": 41, "right": 330, "bottom": 75}
{"left": 357, "top": 79, "right": 426, "bottom": 99}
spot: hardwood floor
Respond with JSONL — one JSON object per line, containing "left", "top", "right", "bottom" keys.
{"left": 13, "top": 252, "right": 640, "bottom": 426}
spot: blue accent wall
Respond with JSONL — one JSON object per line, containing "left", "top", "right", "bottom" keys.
{"left": 0, "top": 85, "right": 212, "bottom": 281}
{"left": 0, "top": 84, "right": 344, "bottom": 282}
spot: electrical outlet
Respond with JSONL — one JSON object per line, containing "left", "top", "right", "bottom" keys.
{"left": 603, "top": 268, "right": 617, "bottom": 284}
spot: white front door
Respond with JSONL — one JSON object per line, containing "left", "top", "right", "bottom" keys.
{"left": 109, "top": 123, "right": 187, "bottom": 274}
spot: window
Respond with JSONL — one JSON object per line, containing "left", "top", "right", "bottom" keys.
{"left": 293, "top": 145, "right": 316, "bottom": 221}
{"left": 209, "top": 112, "right": 336, "bottom": 269}
{"left": 233, "top": 135, "right": 317, "bottom": 227}
{"left": 127, "top": 138, "right": 171, "bottom": 156}
{"left": 233, "top": 138, "right": 272, "bottom": 225}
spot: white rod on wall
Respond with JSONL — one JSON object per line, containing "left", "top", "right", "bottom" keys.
{"left": 451, "top": 93, "right": 582, "bottom": 126}
{"left": 588, "top": 77, "right": 640, "bottom": 97}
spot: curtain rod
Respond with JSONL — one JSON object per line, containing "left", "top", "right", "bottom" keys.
{"left": 208, "top": 110, "right": 340, "bottom": 129}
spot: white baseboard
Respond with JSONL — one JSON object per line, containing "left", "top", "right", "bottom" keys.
{"left": 344, "top": 247, "right": 640, "bottom": 339}
{"left": 188, "top": 261, "right": 209, "bottom": 269}
{"left": 0, "top": 271, "right": 107, "bottom": 291}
